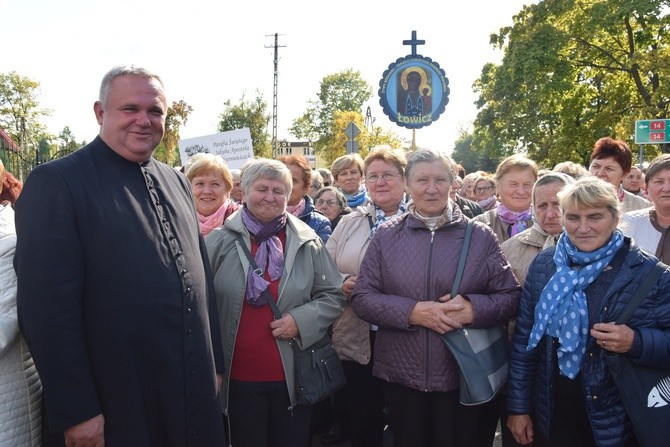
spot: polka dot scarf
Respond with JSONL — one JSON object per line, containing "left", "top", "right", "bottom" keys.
{"left": 527, "top": 229, "right": 624, "bottom": 379}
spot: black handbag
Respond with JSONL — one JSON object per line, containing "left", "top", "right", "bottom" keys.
{"left": 441, "top": 220, "right": 509, "bottom": 405}
{"left": 235, "top": 234, "right": 345, "bottom": 407}
{"left": 604, "top": 261, "right": 670, "bottom": 447}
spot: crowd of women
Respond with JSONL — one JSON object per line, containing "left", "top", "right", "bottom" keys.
{"left": 2, "top": 134, "right": 670, "bottom": 447}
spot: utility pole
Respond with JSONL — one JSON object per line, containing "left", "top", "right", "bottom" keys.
{"left": 265, "top": 33, "right": 286, "bottom": 159}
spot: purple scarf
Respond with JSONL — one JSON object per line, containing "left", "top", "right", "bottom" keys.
{"left": 497, "top": 204, "right": 532, "bottom": 237}
{"left": 241, "top": 206, "right": 287, "bottom": 307}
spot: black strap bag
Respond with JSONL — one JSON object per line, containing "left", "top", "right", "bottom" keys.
{"left": 235, "top": 234, "right": 345, "bottom": 407}
{"left": 441, "top": 220, "right": 509, "bottom": 405}
{"left": 604, "top": 261, "right": 670, "bottom": 447}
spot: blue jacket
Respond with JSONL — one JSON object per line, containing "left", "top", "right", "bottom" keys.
{"left": 507, "top": 238, "right": 670, "bottom": 447}
{"left": 297, "top": 195, "right": 331, "bottom": 243}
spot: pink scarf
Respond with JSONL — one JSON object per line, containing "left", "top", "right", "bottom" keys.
{"left": 198, "top": 199, "right": 237, "bottom": 236}
{"left": 286, "top": 198, "right": 306, "bottom": 217}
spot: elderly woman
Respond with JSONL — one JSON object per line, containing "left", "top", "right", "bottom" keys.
{"left": 507, "top": 177, "right": 670, "bottom": 447}
{"left": 619, "top": 154, "right": 670, "bottom": 263}
{"left": 205, "top": 158, "right": 345, "bottom": 447}
{"left": 326, "top": 146, "right": 410, "bottom": 447}
{"left": 352, "top": 148, "right": 520, "bottom": 447}
{"left": 473, "top": 175, "right": 498, "bottom": 211}
{"left": 278, "top": 155, "right": 332, "bottom": 242}
{"left": 0, "top": 160, "right": 41, "bottom": 446}
{"left": 501, "top": 172, "right": 576, "bottom": 285}
{"left": 474, "top": 155, "right": 537, "bottom": 243}
{"left": 331, "top": 154, "right": 369, "bottom": 208}
{"left": 588, "top": 137, "right": 650, "bottom": 212}
{"left": 186, "top": 153, "right": 240, "bottom": 236}
{"left": 315, "top": 186, "right": 351, "bottom": 231}
{"left": 309, "top": 169, "right": 324, "bottom": 199}
{"left": 230, "top": 168, "right": 244, "bottom": 204}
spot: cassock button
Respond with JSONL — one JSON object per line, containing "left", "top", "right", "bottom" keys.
{"left": 186, "top": 307, "right": 192, "bottom": 313}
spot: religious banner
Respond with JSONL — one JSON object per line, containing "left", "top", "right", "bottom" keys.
{"left": 379, "top": 31, "right": 450, "bottom": 129}
{"left": 178, "top": 128, "right": 254, "bottom": 169}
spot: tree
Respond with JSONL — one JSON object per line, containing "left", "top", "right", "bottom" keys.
{"left": 154, "top": 100, "right": 193, "bottom": 166}
{"left": 318, "top": 110, "right": 404, "bottom": 168}
{"left": 0, "top": 71, "right": 51, "bottom": 154}
{"left": 218, "top": 91, "right": 272, "bottom": 159}
{"left": 290, "top": 69, "right": 373, "bottom": 160}
{"left": 472, "top": 0, "right": 670, "bottom": 168}
{"left": 58, "top": 126, "right": 84, "bottom": 152}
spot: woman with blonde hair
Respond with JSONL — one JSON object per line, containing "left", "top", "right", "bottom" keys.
{"left": 186, "top": 153, "right": 239, "bottom": 236}
{"left": 508, "top": 176, "right": 670, "bottom": 447}
{"left": 474, "top": 155, "right": 538, "bottom": 243}
{"left": 331, "top": 154, "right": 369, "bottom": 208}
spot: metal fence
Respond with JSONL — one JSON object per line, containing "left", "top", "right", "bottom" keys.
{"left": 0, "top": 139, "right": 75, "bottom": 183}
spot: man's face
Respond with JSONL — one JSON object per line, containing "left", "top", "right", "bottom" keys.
{"left": 94, "top": 75, "right": 167, "bottom": 163}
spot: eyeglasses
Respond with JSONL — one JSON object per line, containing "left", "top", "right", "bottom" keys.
{"left": 366, "top": 172, "right": 401, "bottom": 184}
{"left": 475, "top": 185, "right": 494, "bottom": 194}
{"left": 315, "top": 199, "right": 338, "bottom": 207}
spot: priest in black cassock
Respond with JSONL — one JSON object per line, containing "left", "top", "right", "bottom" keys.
{"left": 14, "top": 66, "right": 227, "bottom": 447}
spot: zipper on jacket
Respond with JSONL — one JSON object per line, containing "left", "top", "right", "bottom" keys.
{"left": 424, "top": 229, "right": 436, "bottom": 390}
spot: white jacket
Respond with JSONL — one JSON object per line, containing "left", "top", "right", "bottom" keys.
{"left": 0, "top": 204, "right": 41, "bottom": 446}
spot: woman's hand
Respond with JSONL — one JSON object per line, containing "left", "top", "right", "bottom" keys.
{"left": 507, "top": 414, "right": 534, "bottom": 445}
{"left": 342, "top": 275, "right": 357, "bottom": 300}
{"left": 439, "top": 294, "right": 474, "bottom": 326}
{"left": 408, "top": 294, "right": 471, "bottom": 334}
{"left": 590, "top": 322, "right": 635, "bottom": 353}
{"left": 270, "top": 313, "right": 299, "bottom": 340}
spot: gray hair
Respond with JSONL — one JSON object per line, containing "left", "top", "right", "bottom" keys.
{"left": 99, "top": 65, "right": 164, "bottom": 107}
{"left": 645, "top": 154, "right": 670, "bottom": 185}
{"left": 558, "top": 176, "right": 620, "bottom": 220}
{"left": 315, "top": 185, "right": 347, "bottom": 211}
{"left": 405, "top": 148, "right": 454, "bottom": 183}
{"left": 230, "top": 168, "right": 242, "bottom": 181}
{"left": 532, "top": 172, "right": 575, "bottom": 207}
{"left": 240, "top": 158, "right": 292, "bottom": 196}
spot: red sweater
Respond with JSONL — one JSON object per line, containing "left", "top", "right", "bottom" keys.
{"left": 230, "top": 230, "right": 286, "bottom": 382}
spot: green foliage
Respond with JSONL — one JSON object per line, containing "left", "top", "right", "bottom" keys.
{"left": 290, "top": 69, "right": 373, "bottom": 161}
{"left": 218, "top": 90, "right": 271, "bottom": 159}
{"left": 472, "top": 0, "right": 670, "bottom": 168}
{"left": 0, "top": 71, "right": 51, "bottom": 154}
{"left": 159, "top": 100, "right": 193, "bottom": 166}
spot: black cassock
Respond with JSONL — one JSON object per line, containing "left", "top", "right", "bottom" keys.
{"left": 15, "top": 137, "right": 226, "bottom": 446}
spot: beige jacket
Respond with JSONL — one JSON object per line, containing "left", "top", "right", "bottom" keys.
{"left": 500, "top": 224, "right": 557, "bottom": 286}
{"left": 326, "top": 204, "right": 376, "bottom": 365}
{"left": 473, "top": 208, "right": 534, "bottom": 244}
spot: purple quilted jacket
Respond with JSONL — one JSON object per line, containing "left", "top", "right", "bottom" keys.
{"left": 351, "top": 207, "right": 521, "bottom": 392}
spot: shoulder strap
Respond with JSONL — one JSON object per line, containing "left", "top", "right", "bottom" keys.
{"left": 234, "top": 233, "right": 282, "bottom": 320}
{"left": 451, "top": 220, "right": 475, "bottom": 297}
{"left": 615, "top": 261, "right": 666, "bottom": 324}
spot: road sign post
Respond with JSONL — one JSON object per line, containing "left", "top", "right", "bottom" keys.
{"left": 635, "top": 119, "right": 670, "bottom": 144}
{"left": 345, "top": 122, "right": 360, "bottom": 154}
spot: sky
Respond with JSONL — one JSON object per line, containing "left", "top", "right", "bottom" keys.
{"left": 2, "top": 0, "right": 535, "bottom": 158}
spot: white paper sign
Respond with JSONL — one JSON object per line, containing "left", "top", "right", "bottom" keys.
{"left": 178, "top": 128, "right": 254, "bottom": 169}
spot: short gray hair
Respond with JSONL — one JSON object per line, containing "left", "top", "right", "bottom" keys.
{"left": 99, "top": 65, "right": 164, "bottom": 107}
{"left": 405, "top": 148, "right": 454, "bottom": 183}
{"left": 240, "top": 158, "right": 292, "bottom": 196}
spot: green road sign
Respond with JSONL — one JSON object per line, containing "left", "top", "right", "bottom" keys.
{"left": 635, "top": 119, "right": 670, "bottom": 144}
